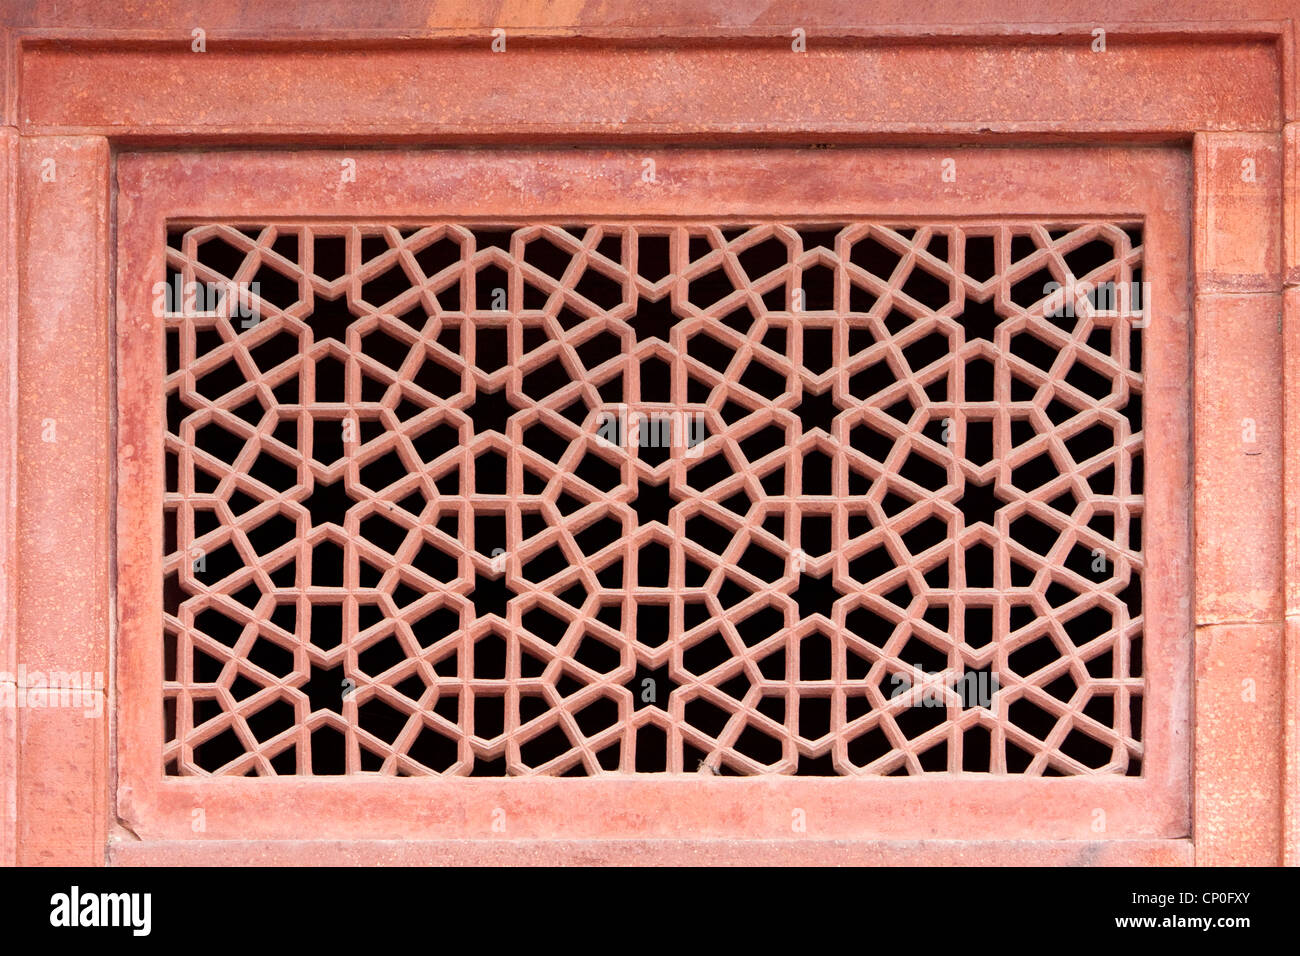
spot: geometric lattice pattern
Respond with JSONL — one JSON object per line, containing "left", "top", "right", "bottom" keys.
{"left": 162, "top": 222, "right": 1144, "bottom": 776}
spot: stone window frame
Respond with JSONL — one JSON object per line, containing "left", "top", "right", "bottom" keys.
{"left": 115, "top": 144, "right": 1190, "bottom": 845}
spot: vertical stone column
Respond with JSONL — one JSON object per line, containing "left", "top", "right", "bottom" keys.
{"left": 1193, "top": 132, "right": 1285, "bottom": 865}
{"left": 0, "top": 120, "right": 17, "bottom": 870}
{"left": 14, "top": 135, "right": 111, "bottom": 864}
{"left": 1283, "top": 120, "right": 1300, "bottom": 867}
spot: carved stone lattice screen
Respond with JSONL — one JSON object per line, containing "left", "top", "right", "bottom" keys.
{"left": 161, "top": 221, "right": 1144, "bottom": 778}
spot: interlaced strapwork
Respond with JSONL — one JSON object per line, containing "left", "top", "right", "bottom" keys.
{"left": 162, "top": 222, "right": 1144, "bottom": 776}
